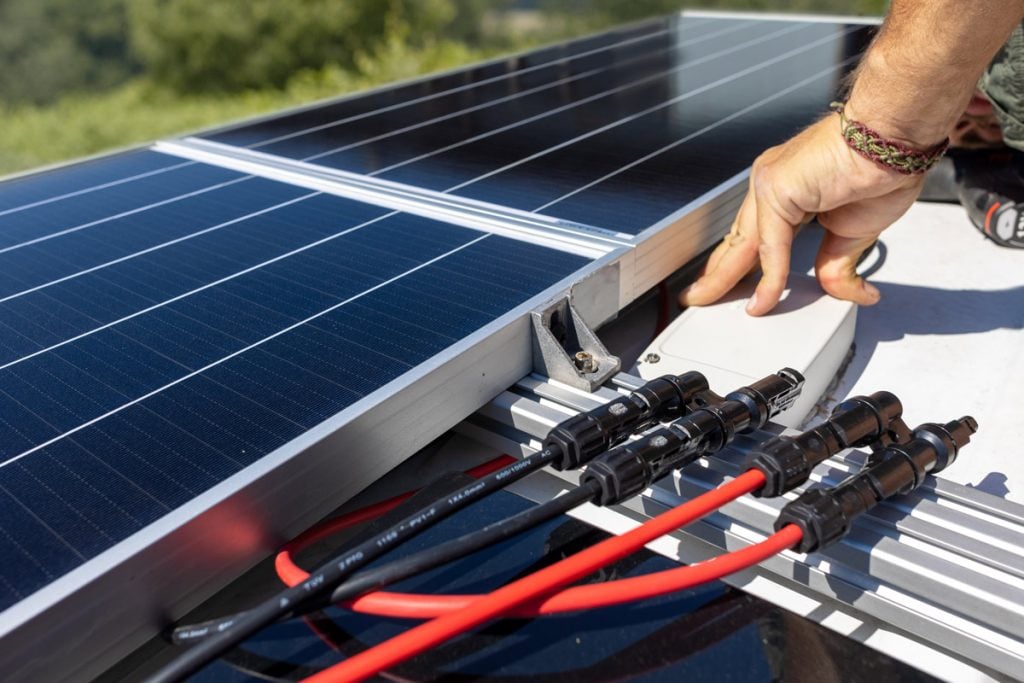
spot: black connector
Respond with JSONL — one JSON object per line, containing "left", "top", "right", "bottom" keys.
{"left": 776, "top": 417, "right": 978, "bottom": 553}
{"left": 581, "top": 369, "right": 804, "bottom": 505}
{"left": 544, "top": 371, "right": 711, "bottom": 470}
{"left": 744, "top": 391, "right": 909, "bottom": 498}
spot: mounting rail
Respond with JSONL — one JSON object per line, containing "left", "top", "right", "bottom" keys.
{"left": 458, "top": 372, "right": 1024, "bottom": 683}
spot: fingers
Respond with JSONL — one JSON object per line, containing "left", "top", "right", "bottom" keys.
{"left": 746, "top": 206, "right": 795, "bottom": 315}
{"left": 814, "top": 231, "right": 881, "bottom": 305}
{"left": 680, "top": 192, "right": 760, "bottom": 307}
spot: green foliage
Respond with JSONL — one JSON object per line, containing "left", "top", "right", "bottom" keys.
{"left": 128, "top": 0, "right": 462, "bottom": 93}
{"left": 0, "top": 0, "right": 138, "bottom": 105}
{"left": 0, "top": 39, "right": 493, "bottom": 177}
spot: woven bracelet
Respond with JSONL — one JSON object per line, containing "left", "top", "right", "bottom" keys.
{"left": 830, "top": 102, "right": 948, "bottom": 175}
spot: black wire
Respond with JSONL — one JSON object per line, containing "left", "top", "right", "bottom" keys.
{"left": 173, "top": 480, "right": 600, "bottom": 645}
{"left": 329, "top": 480, "right": 600, "bottom": 605}
{"left": 148, "top": 448, "right": 559, "bottom": 683}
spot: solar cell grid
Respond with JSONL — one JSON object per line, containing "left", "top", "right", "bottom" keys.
{"left": 0, "top": 187, "right": 589, "bottom": 607}
{"left": 0, "top": 150, "right": 188, "bottom": 214}
{"left": 247, "top": 18, "right": 723, "bottom": 162}
{"left": 201, "top": 19, "right": 872, "bottom": 236}
{"left": 0, "top": 159, "right": 241, "bottom": 251}
{"left": 205, "top": 17, "right": 687, "bottom": 149}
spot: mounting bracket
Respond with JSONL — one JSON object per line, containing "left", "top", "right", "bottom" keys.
{"left": 531, "top": 297, "right": 620, "bottom": 391}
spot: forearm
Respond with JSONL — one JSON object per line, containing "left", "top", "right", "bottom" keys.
{"left": 847, "top": 0, "right": 1024, "bottom": 147}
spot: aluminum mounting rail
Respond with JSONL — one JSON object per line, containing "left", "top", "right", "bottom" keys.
{"left": 458, "top": 372, "right": 1024, "bottom": 682}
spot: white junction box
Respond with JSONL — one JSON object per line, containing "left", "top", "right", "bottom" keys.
{"left": 636, "top": 273, "right": 857, "bottom": 427}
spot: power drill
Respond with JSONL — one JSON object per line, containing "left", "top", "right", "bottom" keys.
{"left": 951, "top": 147, "right": 1024, "bottom": 248}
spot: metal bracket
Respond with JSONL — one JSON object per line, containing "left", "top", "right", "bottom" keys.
{"left": 531, "top": 297, "right": 620, "bottom": 391}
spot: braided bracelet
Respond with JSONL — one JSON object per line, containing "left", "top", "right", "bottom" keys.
{"left": 830, "top": 102, "right": 948, "bottom": 175}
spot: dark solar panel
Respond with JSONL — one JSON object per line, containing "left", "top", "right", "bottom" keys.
{"left": 202, "top": 19, "right": 873, "bottom": 235}
{"left": 204, "top": 17, "right": 682, "bottom": 149}
{"left": 0, "top": 150, "right": 189, "bottom": 214}
{"left": 0, "top": 156, "right": 589, "bottom": 609}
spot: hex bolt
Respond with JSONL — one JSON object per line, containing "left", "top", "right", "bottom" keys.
{"left": 574, "top": 351, "right": 598, "bottom": 374}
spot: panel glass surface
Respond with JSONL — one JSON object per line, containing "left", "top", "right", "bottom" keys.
{"left": 0, "top": 150, "right": 188, "bottom": 213}
{"left": 201, "top": 17, "right": 874, "bottom": 235}
{"left": 204, "top": 19, "right": 672, "bottom": 149}
{"left": 0, "top": 155, "right": 590, "bottom": 610}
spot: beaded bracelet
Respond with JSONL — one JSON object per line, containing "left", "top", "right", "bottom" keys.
{"left": 830, "top": 102, "right": 948, "bottom": 175}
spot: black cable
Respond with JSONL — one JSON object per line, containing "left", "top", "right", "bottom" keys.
{"left": 147, "top": 447, "right": 559, "bottom": 683}
{"left": 173, "top": 480, "right": 601, "bottom": 645}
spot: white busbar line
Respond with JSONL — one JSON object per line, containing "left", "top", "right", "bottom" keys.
{"left": 0, "top": 192, "right": 319, "bottom": 306}
{"left": 533, "top": 56, "right": 859, "bottom": 212}
{"left": 245, "top": 21, "right": 706, "bottom": 149}
{"left": 366, "top": 22, "right": 812, "bottom": 178}
{"left": 299, "top": 20, "right": 756, "bottom": 164}
{"left": 0, "top": 159, "right": 195, "bottom": 218}
{"left": 0, "top": 208, "right": 404, "bottom": 374}
{"left": 0, "top": 175, "right": 252, "bottom": 256}
{"left": 438, "top": 25, "right": 852, "bottom": 195}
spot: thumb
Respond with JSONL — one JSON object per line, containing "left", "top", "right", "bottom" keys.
{"left": 814, "top": 231, "right": 881, "bottom": 305}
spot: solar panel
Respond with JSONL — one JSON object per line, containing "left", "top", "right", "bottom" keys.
{"left": 0, "top": 150, "right": 188, "bottom": 213}
{"left": 0, "top": 200, "right": 587, "bottom": 607}
{"left": 0, "top": 150, "right": 599, "bottom": 681}
{"left": 199, "top": 18, "right": 873, "bottom": 235}
{"left": 0, "top": 13, "right": 876, "bottom": 681}
{"left": 203, "top": 18, "right": 681, "bottom": 149}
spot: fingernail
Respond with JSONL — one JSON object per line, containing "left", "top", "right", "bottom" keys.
{"left": 745, "top": 291, "right": 759, "bottom": 313}
{"left": 864, "top": 282, "right": 881, "bottom": 302}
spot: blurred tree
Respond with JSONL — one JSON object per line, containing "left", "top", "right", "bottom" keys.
{"left": 128, "top": 0, "right": 463, "bottom": 93}
{"left": 0, "top": 0, "right": 138, "bottom": 105}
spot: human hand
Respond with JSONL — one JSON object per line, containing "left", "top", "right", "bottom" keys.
{"left": 680, "top": 112, "right": 926, "bottom": 316}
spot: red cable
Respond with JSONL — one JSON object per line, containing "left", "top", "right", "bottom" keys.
{"left": 277, "top": 469, "right": 795, "bottom": 617}
{"left": 299, "top": 470, "right": 800, "bottom": 683}
{"left": 348, "top": 524, "right": 800, "bottom": 618}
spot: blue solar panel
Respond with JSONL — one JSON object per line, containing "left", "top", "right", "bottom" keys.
{"left": 0, "top": 150, "right": 188, "bottom": 213}
{"left": 201, "top": 19, "right": 873, "bottom": 235}
{"left": 0, "top": 155, "right": 590, "bottom": 610}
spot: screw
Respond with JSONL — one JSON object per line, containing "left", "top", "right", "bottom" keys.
{"left": 644, "top": 353, "right": 661, "bottom": 364}
{"left": 608, "top": 402, "right": 628, "bottom": 416}
{"left": 574, "top": 351, "right": 598, "bottom": 373}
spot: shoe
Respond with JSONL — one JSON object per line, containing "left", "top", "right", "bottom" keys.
{"left": 951, "top": 146, "right": 1024, "bottom": 248}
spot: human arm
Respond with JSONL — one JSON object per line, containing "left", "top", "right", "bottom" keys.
{"left": 680, "top": 0, "right": 1024, "bottom": 316}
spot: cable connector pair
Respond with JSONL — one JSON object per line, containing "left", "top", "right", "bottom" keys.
{"left": 543, "top": 371, "right": 711, "bottom": 470}
{"left": 581, "top": 369, "right": 805, "bottom": 505}
{"left": 745, "top": 391, "right": 909, "bottom": 498}
{"left": 776, "top": 417, "right": 978, "bottom": 553}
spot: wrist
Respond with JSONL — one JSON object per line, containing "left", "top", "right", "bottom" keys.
{"left": 830, "top": 103, "right": 948, "bottom": 176}
{"left": 841, "top": 100, "right": 949, "bottom": 150}
{"left": 845, "top": 50, "right": 969, "bottom": 148}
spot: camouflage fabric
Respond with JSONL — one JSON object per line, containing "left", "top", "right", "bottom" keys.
{"left": 980, "top": 22, "right": 1024, "bottom": 151}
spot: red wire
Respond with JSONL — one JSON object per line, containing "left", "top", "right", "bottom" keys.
{"left": 299, "top": 470, "right": 800, "bottom": 683}
{"left": 277, "top": 469, "right": 794, "bottom": 617}
{"left": 348, "top": 524, "right": 800, "bottom": 618}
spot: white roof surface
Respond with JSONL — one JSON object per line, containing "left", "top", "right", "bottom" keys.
{"left": 793, "top": 201, "right": 1024, "bottom": 504}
